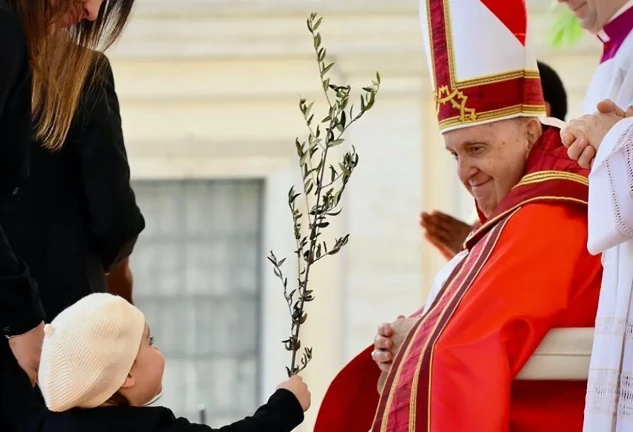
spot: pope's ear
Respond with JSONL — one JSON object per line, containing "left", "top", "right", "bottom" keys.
{"left": 525, "top": 118, "right": 543, "bottom": 150}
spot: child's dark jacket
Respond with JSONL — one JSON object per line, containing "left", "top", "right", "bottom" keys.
{"left": 1, "top": 341, "right": 303, "bottom": 432}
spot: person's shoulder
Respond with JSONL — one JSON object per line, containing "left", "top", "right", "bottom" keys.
{"left": 484, "top": 202, "right": 596, "bottom": 272}
{"left": 617, "top": 29, "right": 633, "bottom": 68}
{"left": 86, "top": 50, "right": 114, "bottom": 88}
{"left": 517, "top": 201, "right": 586, "bottom": 219}
{"left": 93, "top": 50, "right": 111, "bottom": 66}
{"left": 0, "top": 1, "right": 26, "bottom": 44}
{"left": 513, "top": 201, "right": 587, "bottom": 226}
{"left": 40, "top": 406, "right": 169, "bottom": 432}
{"left": 506, "top": 202, "right": 588, "bottom": 243}
{"left": 33, "top": 410, "right": 95, "bottom": 432}
{"left": 0, "top": 1, "right": 19, "bottom": 28}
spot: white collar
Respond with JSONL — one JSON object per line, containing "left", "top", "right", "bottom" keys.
{"left": 610, "top": 0, "right": 633, "bottom": 21}
{"left": 598, "top": 0, "right": 633, "bottom": 42}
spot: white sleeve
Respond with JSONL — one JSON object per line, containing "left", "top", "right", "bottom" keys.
{"left": 587, "top": 117, "right": 633, "bottom": 254}
{"left": 422, "top": 250, "right": 468, "bottom": 313}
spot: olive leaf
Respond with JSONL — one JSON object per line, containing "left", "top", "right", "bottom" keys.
{"left": 267, "top": 12, "right": 381, "bottom": 377}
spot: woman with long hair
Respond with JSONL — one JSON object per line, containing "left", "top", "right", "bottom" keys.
{"left": 1, "top": 51, "right": 145, "bottom": 323}
{"left": 0, "top": 0, "right": 135, "bottom": 402}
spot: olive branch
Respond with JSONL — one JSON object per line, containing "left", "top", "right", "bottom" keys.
{"left": 267, "top": 12, "right": 381, "bottom": 377}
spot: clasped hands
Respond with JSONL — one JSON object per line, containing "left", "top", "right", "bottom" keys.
{"left": 561, "top": 99, "right": 633, "bottom": 169}
{"left": 372, "top": 315, "right": 417, "bottom": 373}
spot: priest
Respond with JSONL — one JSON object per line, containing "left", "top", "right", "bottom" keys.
{"left": 556, "top": 0, "right": 633, "bottom": 429}
{"left": 313, "top": 0, "right": 603, "bottom": 431}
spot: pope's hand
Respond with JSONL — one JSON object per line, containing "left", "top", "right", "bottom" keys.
{"left": 372, "top": 316, "right": 416, "bottom": 373}
{"left": 561, "top": 99, "right": 633, "bottom": 169}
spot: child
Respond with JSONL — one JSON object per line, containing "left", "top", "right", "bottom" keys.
{"left": 1, "top": 293, "right": 310, "bottom": 432}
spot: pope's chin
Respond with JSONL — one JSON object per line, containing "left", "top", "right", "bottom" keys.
{"left": 472, "top": 194, "right": 497, "bottom": 218}
{"left": 470, "top": 184, "right": 495, "bottom": 214}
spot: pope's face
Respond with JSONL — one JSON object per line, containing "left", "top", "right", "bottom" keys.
{"left": 557, "top": 0, "right": 628, "bottom": 33}
{"left": 444, "top": 118, "right": 540, "bottom": 218}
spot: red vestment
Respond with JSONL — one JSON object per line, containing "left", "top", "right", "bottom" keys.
{"left": 314, "top": 128, "right": 602, "bottom": 432}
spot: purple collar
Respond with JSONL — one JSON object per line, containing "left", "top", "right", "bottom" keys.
{"left": 600, "top": 5, "right": 633, "bottom": 63}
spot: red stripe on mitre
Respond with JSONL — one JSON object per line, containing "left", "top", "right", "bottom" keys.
{"left": 429, "top": 0, "right": 451, "bottom": 90}
{"left": 480, "top": 0, "right": 528, "bottom": 45}
{"left": 436, "top": 75, "right": 544, "bottom": 126}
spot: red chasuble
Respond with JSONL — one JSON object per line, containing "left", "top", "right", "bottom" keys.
{"left": 314, "top": 128, "right": 602, "bottom": 432}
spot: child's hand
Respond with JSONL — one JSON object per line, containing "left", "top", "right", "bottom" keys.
{"left": 278, "top": 375, "right": 311, "bottom": 411}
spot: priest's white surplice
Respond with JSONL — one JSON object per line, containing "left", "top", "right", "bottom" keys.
{"left": 583, "top": 15, "right": 633, "bottom": 431}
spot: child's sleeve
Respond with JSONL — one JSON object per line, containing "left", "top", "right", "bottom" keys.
{"left": 0, "top": 340, "right": 47, "bottom": 429}
{"left": 165, "top": 389, "right": 304, "bottom": 432}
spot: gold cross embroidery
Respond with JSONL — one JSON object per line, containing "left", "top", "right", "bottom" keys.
{"left": 435, "top": 85, "right": 477, "bottom": 122}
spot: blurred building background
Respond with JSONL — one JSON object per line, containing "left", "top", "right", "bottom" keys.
{"left": 106, "top": 0, "right": 602, "bottom": 429}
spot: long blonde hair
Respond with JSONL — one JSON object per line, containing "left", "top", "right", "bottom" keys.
{"left": 8, "top": 0, "right": 135, "bottom": 150}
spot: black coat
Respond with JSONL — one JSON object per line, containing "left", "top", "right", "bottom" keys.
{"left": 0, "top": 54, "right": 145, "bottom": 320}
{"left": 0, "top": 340, "right": 304, "bottom": 432}
{"left": 26, "top": 394, "right": 304, "bottom": 432}
{"left": 0, "top": 0, "right": 44, "bottom": 336}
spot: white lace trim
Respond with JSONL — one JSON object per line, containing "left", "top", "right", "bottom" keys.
{"left": 584, "top": 267, "right": 633, "bottom": 429}
{"left": 595, "top": 318, "right": 633, "bottom": 338}
{"left": 619, "top": 371, "right": 633, "bottom": 419}
{"left": 621, "top": 125, "right": 633, "bottom": 203}
{"left": 606, "top": 131, "right": 633, "bottom": 238}
{"left": 585, "top": 370, "right": 633, "bottom": 419}
{"left": 626, "top": 144, "right": 633, "bottom": 202}
{"left": 586, "top": 369, "right": 619, "bottom": 415}
{"left": 612, "top": 123, "right": 633, "bottom": 203}
{"left": 613, "top": 123, "right": 633, "bottom": 153}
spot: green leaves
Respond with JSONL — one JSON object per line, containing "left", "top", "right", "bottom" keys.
{"left": 547, "top": 2, "right": 583, "bottom": 49}
{"left": 329, "top": 138, "right": 344, "bottom": 147}
{"left": 313, "top": 16, "right": 323, "bottom": 31}
{"left": 272, "top": 12, "right": 381, "bottom": 377}
{"left": 321, "top": 62, "right": 335, "bottom": 76}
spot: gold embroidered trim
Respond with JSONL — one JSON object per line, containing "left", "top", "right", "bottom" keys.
{"left": 458, "top": 70, "right": 541, "bottom": 89}
{"left": 437, "top": 104, "right": 546, "bottom": 130}
{"left": 420, "top": 212, "right": 515, "bottom": 431}
{"left": 464, "top": 196, "right": 588, "bottom": 248}
{"left": 514, "top": 171, "right": 589, "bottom": 188}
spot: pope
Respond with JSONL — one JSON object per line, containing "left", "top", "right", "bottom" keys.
{"left": 314, "top": 0, "right": 603, "bottom": 431}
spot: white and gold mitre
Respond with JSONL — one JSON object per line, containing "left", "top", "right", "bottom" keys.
{"left": 419, "top": 0, "right": 547, "bottom": 134}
